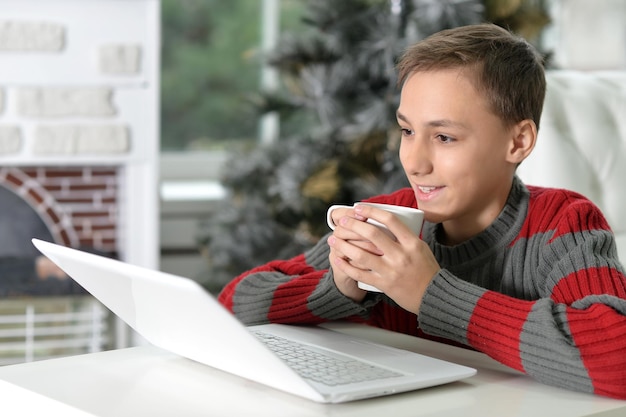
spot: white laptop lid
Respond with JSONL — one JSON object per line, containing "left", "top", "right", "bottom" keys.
{"left": 32, "top": 239, "right": 321, "bottom": 401}
{"left": 32, "top": 238, "right": 476, "bottom": 403}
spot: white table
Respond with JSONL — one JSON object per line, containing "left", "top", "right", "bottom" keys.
{"left": 0, "top": 322, "right": 624, "bottom": 417}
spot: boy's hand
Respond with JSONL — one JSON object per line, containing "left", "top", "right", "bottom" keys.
{"left": 327, "top": 205, "right": 440, "bottom": 314}
{"left": 35, "top": 256, "right": 68, "bottom": 280}
{"left": 327, "top": 206, "right": 371, "bottom": 302}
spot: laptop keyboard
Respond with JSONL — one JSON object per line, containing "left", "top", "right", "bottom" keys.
{"left": 252, "top": 330, "right": 403, "bottom": 386}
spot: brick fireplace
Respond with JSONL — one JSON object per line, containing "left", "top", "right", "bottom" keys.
{"left": 0, "top": 0, "right": 159, "bottom": 267}
{"left": 0, "top": 0, "right": 159, "bottom": 361}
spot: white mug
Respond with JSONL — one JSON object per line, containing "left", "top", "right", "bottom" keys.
{"left": 326, "top": 202, "right": 424, "bottom": 292}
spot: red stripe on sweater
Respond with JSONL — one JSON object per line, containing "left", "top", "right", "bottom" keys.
{"left": 217, "top": 254, "right": 313, "bottom": 313}
{"left": 553, "top": 265, "right": 626, "bottom": 398}
{"left": 550, "top": 202, "right": 611, "bottom": 242}
{"left": 513, "top": 187, "right": 612, "bottom": 247}
{"left": 467, "top": 292, "right": 534, "bottom": 372}
{"left": 268, "top": 275, "right": 326, "bottom": 323}
{"left": 567, "top": 303, "right": 626, "bottom": 399}
{"left": 217, "top": 278, "right": 237, "bottom": 312}
{"left": 551, "top": 266, "right": 626, "bottom": 304}
{"left": 369, "top": 302, "right": 419, "bottom": 336}
{"left": 266, "top": 255, "right": 326, "bottom": 324}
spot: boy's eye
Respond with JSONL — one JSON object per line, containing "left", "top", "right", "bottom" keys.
{"left": 400, "top": 128, "right": 414, "bottom": 136}
{"left": 436, "top": 134, "right": 455, "bottom": 143}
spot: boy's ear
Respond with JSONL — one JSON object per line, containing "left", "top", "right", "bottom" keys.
{"left": 507, "top": 119, "right": 537, "bottom": 164}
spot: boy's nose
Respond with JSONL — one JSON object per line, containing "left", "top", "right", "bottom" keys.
{"left": 401, "top": 138, "right": 433, "bottom": 176}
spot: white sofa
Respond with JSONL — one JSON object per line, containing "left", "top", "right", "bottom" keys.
{"left": 517, "top": 71, "right": 626, "bottom": 262}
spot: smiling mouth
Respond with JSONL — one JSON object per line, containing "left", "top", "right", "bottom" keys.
{"left": 418, "top": 186, "right": 438, "bottom": 193}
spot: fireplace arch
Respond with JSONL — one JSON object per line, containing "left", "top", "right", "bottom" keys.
{"left": 0, "top": 167, "right": 77, "bottom": 253}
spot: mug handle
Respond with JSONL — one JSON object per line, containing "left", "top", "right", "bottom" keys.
{"left": 326, "top": 204, "right": 352, "bottom": 230}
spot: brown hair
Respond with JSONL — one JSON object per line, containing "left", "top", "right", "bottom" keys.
{"left": 397, "top": 24, "right": 546, "bottom": 129}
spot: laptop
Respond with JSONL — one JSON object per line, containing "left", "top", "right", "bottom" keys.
{"left": 32, "top": 238, "right": 476, "bottom": 403}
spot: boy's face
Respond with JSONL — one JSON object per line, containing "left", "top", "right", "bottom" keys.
{"left": 397, "top": 69, "right": 519, "bottom": 244}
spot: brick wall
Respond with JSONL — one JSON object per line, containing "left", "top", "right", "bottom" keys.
{"left": 0, "top": 166, "right": 119, "bottom": 253}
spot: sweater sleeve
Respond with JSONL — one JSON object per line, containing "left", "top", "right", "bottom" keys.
{"left": 218, "top": 233, "right": 375, "bottom": 325}
{"left": 418, "top": 199, "right": 626, "bottom": 399}
{"left": 217, "top": 189, "right": 417, "bottom": 325}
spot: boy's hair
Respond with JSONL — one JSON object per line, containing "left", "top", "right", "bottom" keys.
{"left": 397, "top": 23, "right": 546, "bottom": 129}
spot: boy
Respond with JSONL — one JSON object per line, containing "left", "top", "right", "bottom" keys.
{"left": 218, "top": 24, "right": 626, "bottom": 399}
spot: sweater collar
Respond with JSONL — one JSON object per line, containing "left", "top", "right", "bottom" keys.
{"left": 421, "top": 176, "right": 529, "bottom": 266}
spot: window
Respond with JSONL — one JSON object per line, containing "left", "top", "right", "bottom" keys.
{"left": 159, "top": 0, "right": 306, "bottom": 279}
{"left": 160, "top": 0, "right": 305, "bottom": 152}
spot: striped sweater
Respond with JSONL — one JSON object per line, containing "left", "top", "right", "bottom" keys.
{"left": 218, "top": 176, "right": 626, "bottom": 399}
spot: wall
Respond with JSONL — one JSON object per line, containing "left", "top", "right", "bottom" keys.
{"left": 0, "top": 0, "right": 160, "bottom": 357}
{"left": 547, "top": 0, "right": 626, "bottom": 70}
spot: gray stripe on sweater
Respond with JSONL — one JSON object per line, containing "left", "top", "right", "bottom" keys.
{"left": 419, "top": 270, "right": 487, "bottom": 345}
{"left": 308, "top": 271, "right": 372, "bottom": 320}
{"left": 303, "top": 232, "right": 332, "bottom": 270}
{"left": 304, "top": 233, "right": 375, "bottom": 320}
{"left": 520, "top": 299, "right": 593, "bottom": 393}
{"left": 232, "top": 271, "right": 285, "bottom": 325}
{"left": 530, "top": 228, "right": 624, "bottom": 298}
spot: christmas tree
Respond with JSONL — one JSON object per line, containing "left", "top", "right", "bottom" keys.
{"left": 196, "top": 0, "right": 550, "bottom": 293}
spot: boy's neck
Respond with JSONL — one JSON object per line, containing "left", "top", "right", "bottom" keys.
{"left": 435, "top": 176, "right": 521, "bottom": 247}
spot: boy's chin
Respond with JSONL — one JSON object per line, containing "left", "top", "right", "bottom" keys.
{"left": 420, "top": 210, "right": 441, "bottom": 224}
